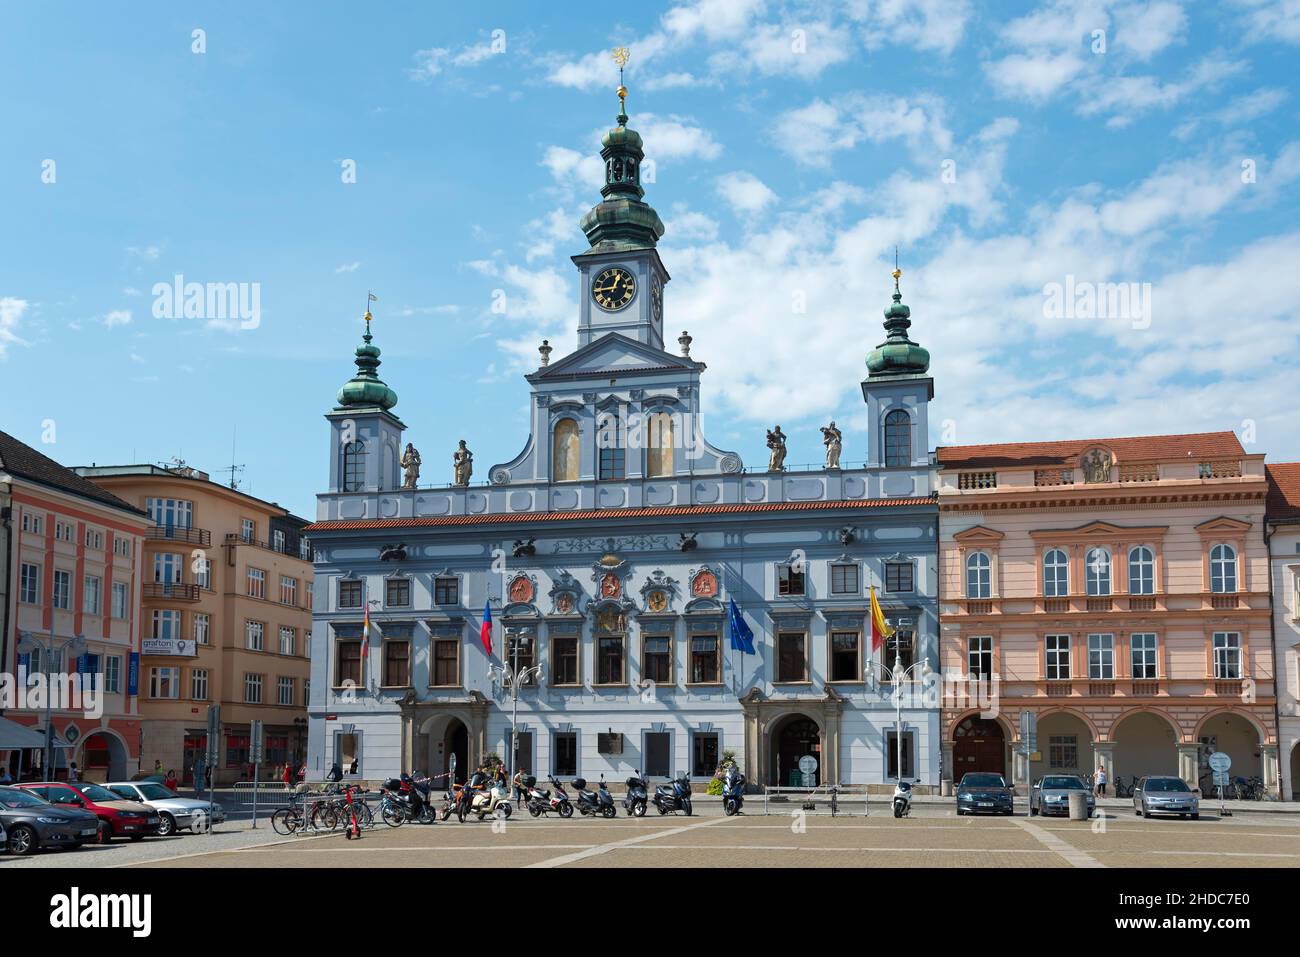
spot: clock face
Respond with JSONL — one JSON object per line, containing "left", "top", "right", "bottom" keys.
{"left": 651, "top": 280, "right": 663, "bottom": 322}
{"left": 592, "top": 267, "right": 636, "bottom": 311}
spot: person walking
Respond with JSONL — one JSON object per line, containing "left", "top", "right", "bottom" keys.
{"left": 68, "top": 761, "right": 81, "bottom": 783}
{"left": 1095, "top": 763, "right": 1108, "bottom": 798}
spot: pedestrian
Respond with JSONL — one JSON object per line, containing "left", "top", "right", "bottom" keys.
{"left": 165, "top": 769, "right": 178, "bottom": 792}
{"left": 1095, "top": 763, "right": 1108, "bottom": 798}
{"left": 282, "top": 763, "right": 292, "bottom": 788}
{"left": 0, "top": 766, "right": 12, "bottom": 785}
{"left": 512, "top": 768, "right": 526, "bottom": 809}
{"left": 68, "top": 761, "right": 80, "bottom": 783}
{"left": 154, "top": 759, "right": 163, "bottom": 774}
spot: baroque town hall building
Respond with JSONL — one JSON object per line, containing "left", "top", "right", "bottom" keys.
{"left": 304, "top": 91, "right": 941, "bottom": 789}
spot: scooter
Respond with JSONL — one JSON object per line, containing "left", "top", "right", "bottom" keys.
{"left": 892, "top": 780, "right": 913, "bottom": 818}
{"left": 652, "top": 773, "right": 692, "bottom": 816}
{"left": 471, "top": 780, "right": 513, "bottom": 820}
{"left": 721, "top": 766, "right": 746, "bottom": 816}
{"left": 623, "top": 771, "right": 649, "bottom": 817}
{"left": 381, "top": 773, "right": 437, "bottom": 825}
{"left": 573, "top": 776, "right": 617, "bottom": 818}
{"left": 524, "top": 776, "right": 573, "bottom": 818}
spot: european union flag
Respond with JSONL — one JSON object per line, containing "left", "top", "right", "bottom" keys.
{"left": 728, "top": 599, "right": 755, "bottom": 655}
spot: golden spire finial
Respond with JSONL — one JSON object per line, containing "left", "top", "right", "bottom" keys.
{"left": 892, "top": 246, "right": 902, "bottom": 284}
{"left": 363, "top": 291, "right": 378, "bottom": 337}
{"left": 612, "top": 47, "right": 630, "bottom": 115}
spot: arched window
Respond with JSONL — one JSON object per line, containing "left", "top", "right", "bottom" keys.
{"left": 597, "top": 412, "right": 625, "bottom": 480}
{"left": 1085, "top": 547, "right": 1111, "bottom": 595}
{"left": 342, "top": 440, "right": 366, "bottom": 492}
{"left": 552, "top": 418, "right": 580, "bottom": 482}
{"left": 884, "top": 410, "right": 911, "bottom": 467}
{"left": 1128, "top": 546, "right": 1154, "bottom": 595}
{"left": 966, "top": 552, "right": 991, "bottom": 599}
{"left": 647, "top": 411, "right": 674, "bottom": 478}
{"left": 1043, "top": 548, "right": 1069, "bottom": 597}
{"left": 1210, "top": 544, "right": 1237, "bottom": 593}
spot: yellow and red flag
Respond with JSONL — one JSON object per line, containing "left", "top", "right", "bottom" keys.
{"left": 869, "top": 585, "right": 894, "bottom": 653}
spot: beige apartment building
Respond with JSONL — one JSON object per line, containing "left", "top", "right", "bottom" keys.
{"left": 76, "top": 464, "right": 312, "bottom": 785}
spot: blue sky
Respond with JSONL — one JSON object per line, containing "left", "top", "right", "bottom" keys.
{"left": 3, "top": 0, "right": 1299, "bottom": 517}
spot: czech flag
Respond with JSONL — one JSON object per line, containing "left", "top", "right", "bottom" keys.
{"left": 479, "top": 599, "right": 494, "bottom": 657}
{"left": 869, "top": 585, "right": 894, "bottom": 653}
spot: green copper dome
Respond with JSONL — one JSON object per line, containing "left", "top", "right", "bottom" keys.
{"left": 580, "top": 102, "right": 664, "bottom": 252}
{"left": 336, "top": 313, "right": 398, "bottom": 411}
{"left": 866, "top": 272, "right": 930, "bottom": 377}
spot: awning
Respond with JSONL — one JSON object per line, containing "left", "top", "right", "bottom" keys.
{"left": 0, "top": 716, "right": 73, "bottom": 750}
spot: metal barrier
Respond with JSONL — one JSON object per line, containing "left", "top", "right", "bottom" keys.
{"left": 761, "top": 784, "right": 868, "bottom": 816}
{"left": 229, "top": 781, "right": 296, "bottom": 809}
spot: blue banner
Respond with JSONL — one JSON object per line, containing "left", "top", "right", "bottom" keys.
{"left": 127, "top": 652, "right": 140, "bottom": 696}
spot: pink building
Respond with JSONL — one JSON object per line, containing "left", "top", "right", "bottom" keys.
{"left": 936, "top": 431, "right": 1279, "bottom": 797}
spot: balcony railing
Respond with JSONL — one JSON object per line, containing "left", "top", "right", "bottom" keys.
{"left": 1088, "top": 681, "right": 1116, "bottom": 696}
{"left": 1086, "top": 597, "right": 1113, "bottom": 612}
{"left": 1209, "top": 594, "right": 1240, "bottom": 610}
{"left": 1130, "top": 680, "right": 1160, "bottom": 696}
{"left": 143, "top": 582, "right": 201, "bottom": 601}
{"left": 1198, "top": 460, "right": 1242, "bottom": 479}
{"left": 966, "top": 600, "right": 993, "bottom": 615}
{"left": 1034, "top": 468, "right": 1074, "bottom": 487}
{"left": 1045, "top": 681, "right": 1072, "bottom": 697}
{"left": 224, "top": 532, "right": 307, "bottom": 559}
{"left": 1214, "top": 679, "right": 1243, "bottom": 696}
{"left": 957, "top": 471, "right": 997, "bottom": 490}
{"left": 1119, "top": 464, "right": 1160, "bottom": 483}
{"left": 1128, "top": 596, "right": 1157, "bottom": 611}
{"left": 145, "top": 525, "right": 211, "bottom": 546}
{"left": 1043, "top": 598, "right": 1070, "bottom": 613}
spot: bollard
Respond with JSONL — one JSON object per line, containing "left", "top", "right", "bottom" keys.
{"left": 1067, "top": 790, "right": 1088, "bottom": 820}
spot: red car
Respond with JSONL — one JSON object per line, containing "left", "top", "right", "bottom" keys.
{"left": 15, "top": 782, "right": 161, "bottom": 844}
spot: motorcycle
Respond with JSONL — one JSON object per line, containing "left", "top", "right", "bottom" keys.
{"left": 471, "top": 780, "right": 514, "bottom": 820}
{"left": 892, "top": 780, "right": 913, "bottom": 818}
{"left": 652, "top": 773, "right": 692, "bottom": 816}
{"left": 721, "top": 766, "right": 746, "bottom": 816}
{"left": 573, "top": 776, "right": 617, "bottom": 818}
{"left": 524, "top": 776, "right": 573, "bottom": 818}
{"left": 623, "top": 771, "right": 648, "bottom": 817}
{"left": 453, "top": 769, "right": 491, "bottom": 823}
{"left": 380, "top": 773, "right": 436, "bottom": 826}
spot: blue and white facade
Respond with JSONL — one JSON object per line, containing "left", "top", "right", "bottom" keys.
{"left": 305, "top": 98, "right": 941, "bottom": 791}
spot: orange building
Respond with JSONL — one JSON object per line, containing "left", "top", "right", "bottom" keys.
{"left": 76, "top": 464, "right": 313, "bottom": 785}
{"left": 936, "top": 432, "right": 1279, "bottom": 796}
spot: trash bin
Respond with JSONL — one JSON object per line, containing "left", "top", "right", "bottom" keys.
{"left": 1067, "top": 790, "right": 1088, "bottom": 820}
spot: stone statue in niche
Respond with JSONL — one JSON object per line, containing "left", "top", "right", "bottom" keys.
{"left": 453, "top": 440, "right": 473, "bottom": 486}
{"left": 766, "top": 426, "right": 787, "bottom": 472}
{"left": 820, "top": 421, "right": 843, "bottom": 469}
{"left": 1082, "top": 449, "right": 1112, "bottom": 484}
{"left": 401, "top": 443, "right": 421, "bottom": 489}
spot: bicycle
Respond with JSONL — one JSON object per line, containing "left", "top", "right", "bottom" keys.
{"left": 271, "top": 790, "right": 307, "bottom": 835}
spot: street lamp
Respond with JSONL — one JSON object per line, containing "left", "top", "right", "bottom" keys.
{"left": 17, "top": 630, "right": 87, "bottom": 779}
{"left": 487, "top": 629, "right": 542, "bottom": 793}
{"left": 885, "top": 649, "right": 932, "bottom": 787}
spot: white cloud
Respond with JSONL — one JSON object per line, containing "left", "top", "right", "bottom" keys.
{"left": 716, "top": 171, "right": 777, "bottom": 215}
{"left": 1232, "top": 0, "right": 1300, "bottom": 45}
{"left": 126, "top": 245, "right": 161, "bottom": 261}
{"left": 541, "top": 145, "right": 605, "bottom": 195}
{"left": 104, "top": 309, "right": 133, "bottom": 329}
{"left": 772, "top": 94, "right": 954, "bottom": 168}
{"left": 1113, "top": 1, "right": 1187, "bottom": 59}
{"left": 989, "top": 50, "right": 1088, "bottom": 100}
{"left": 711, "top": 20, "right": 854, "bottom": 80}
{"left": 664, "top": 206, "right": 720, "bottom": 242}
{"left": 408, "top": 38, "right": 506, "bottom": 82}
{"left": 0, "top": 297, "right": 30, "bottom": 358}
{"left": 858, "top": 0, "right": 973, "bottom": 55}
{"left": 636, "top": 114, "right": 723, "bottom": 161}
{"left": 335, "top": 261, "right": 362, "bottom": 274}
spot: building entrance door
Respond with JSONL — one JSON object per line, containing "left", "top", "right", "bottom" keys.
{"left": 772, "top": 715, "right": 821, "bottom": 787}
{"left": 953, "top": 717, "right": 1006, "bottom": 779}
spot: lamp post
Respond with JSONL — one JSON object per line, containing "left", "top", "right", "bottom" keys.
{"left": 487, "top": 627, "right": 542, "bottom": 793}
{"left": 17, "top": 630, "right": 87, "bottom": 779}
{"left": 887, "top": 651, "right": 932, "bottom": 787}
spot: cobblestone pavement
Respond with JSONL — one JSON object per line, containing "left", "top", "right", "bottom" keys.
{"left": 6, "top": 804, "right": 1299, "bottom": 869}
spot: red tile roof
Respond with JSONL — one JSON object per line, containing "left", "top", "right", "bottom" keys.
{"left": 305, "top": 496, "right": 934, "bottom": 533}
{"left": 1266, "top": 463, "right": 1300, "bottom": 520}
{"left": 0, "top": 431, "right": 145, "bottom": 516}
{"left": 936, "top": 431, "right": 1244, "bottom": 469}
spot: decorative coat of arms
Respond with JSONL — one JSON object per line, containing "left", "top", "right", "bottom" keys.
{"left": 508, "top": 574, "right": 534, "bottom": 604}
{"left": 690, "top": 567, "right": 718, "bottom": 598}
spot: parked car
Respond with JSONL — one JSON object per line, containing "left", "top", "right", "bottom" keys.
{"left": 956, "top": 772, "right": 1015, "bottom": 815}
{"left": 106, "top": 781, "right": 226, "bottom": 835}
{"left": 1133, "top": 775, "right": 1199, "bottom": 819}
{"left": 15, "top": 781, "right": 161, "bottom": 843}
{"left": 1030, "top": 774, "right": 1095, "bottom": 817}
{"left": 0, "top": 785, "right": 100, "bottom": 855}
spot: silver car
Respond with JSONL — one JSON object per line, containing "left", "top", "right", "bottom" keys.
{"left": 1030, "top": 774, "right": 1095, "bottom": 817}
{"left": 1133, "top": 775, "right": 1199, "bottom": 820}
{"left": 106, "top": 781, "right": 227, "bottom": 835}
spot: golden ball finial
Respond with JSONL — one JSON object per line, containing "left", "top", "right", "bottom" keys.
{"left": 892, "top": 267, "right": 902, "bottom": 281}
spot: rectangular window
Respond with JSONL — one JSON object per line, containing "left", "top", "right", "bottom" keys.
{"left": 552, "top": 636, "right": 580, "bottom": 685}
{"left": 553, "top": 732, "right": 578, "bottom": 777}
{"left": 432, "top": 639, "right": 460, "bottom": 687}
{"left": 225, "top": 733, "right": 250, "bottom": 769}
{"left": 52, "top": 570, "right": 71, "bottom": 609}
{"left": 245, "top": 673, "right": 263, "bottom": 704}
{"left": 153, "top": 552, "right": 183, "bottom": 583}
{"left": 191, "top": 668, "right": 209, "bottom": 701}
{"left": 279, "top": 626, "right": 295, "bottom": 656}
{"left": 338, "top": 579, "right": 362, "bottom": 609}
{"left": 19, "top": 563, "right": 40, "bottom": 604}
{"left": 597, "top": 636, "right": 624, "bottom": 685}
{"left": 830, "top": 631, "right": 861, "bottom": 682}
{"left": 383, "top": 641, "right": 410, "bottom": 687}
{"left": 885, "top": 562, "right": 915, "bottom": 593}
{"left": 114, "top": 537, "right": 131, "bottom": 557}
{"left": 830, "top": 563, "right": 860, "bottom": 595}
{"left": 689, "top": 635, "right": 720, "bottom": 683}
{"left": 152, "top": 609, "right": 181, "bottom": 641}
{"left": 146, "top": 498, "right": 192, "bottom": 529}
{"left": 272, "top": 529, "right": 286, "bottom": 553}
{"left": 505, "top": 632, "right": 537, "bottom": 685}
{"left": 885, "top": 731, "right": 914, "bottom": 778}
{"left": 194, "top": 612, "right": 210, "bottom": 645}
{"left": 597, "top": 413, "right": 625, "bottom": 481}
{"left": 303, "top": 679, "right": 311, "bottom": 706}
{"left": 385, "top": 577, "right": 410, "bottom": 607}
{"left": 149, "top": 667, "right": 180, "bottom": 699}
{"left": 1087, "top": 633, "right": 1114, "bottom": 679}
{"left": 1046, "top": 634, "right": 1071, "bottom": 680}
{"left": 644, "top": 732, "right": 670, "bottom": 778}
{"left": 84, "top": 528, "right": 103, "bottom": 549}
{"left": 642, "top": 635, "right": 671, "bottom": 684}
{"left": 692, "top": 732, "right": 719, "bottom": 777}
{"left": 246, "top": 620, "right": 265, "bottom": 652}
{"left": 280, "top": 576, "right": 297, "bottom": 605}
{"left": 1049, "top": 734, "right": 1078, "bottom": 770}
{"left": 967, "top": 635, "right": 993, "bottom": 680}
{"left": 111, "top": 582, "right": 127, "bottom": 619}
{"left": 777, "top": 563, "right": 805, "bottom": 597}
{"left": 882, "top": 620, "right": 916, "bottom": 682}
{"left": 246, "top": 567, "right": 266, "bottom": 599}
{"left": 1131, "top": 633, "right": 1158, "bottom": 679}
{"left": 104, "top": 656, "right": 122, "bottom": 694}
{"left": 434, "top": 576, "right": 459, "bottom": 605}
{"left": 21, "top": 512, "right": 44, "bottom": 534}
{"left": 241, "top": 518, "right": 255, "bottom": 542}
{"left": 278, "top": 676, "right": 295, "bottom": 705}
{"left": 55, "top": 521, "right": 74, "bottom": 542}
{"left": 777, "top": 632, "right": 807, "bottom": 682}
{"left": 195, "top": 558, "right": 211, "bottom": 590}
{"left": 83, "top": 575, "right": 102, "bottom": 616}
{"left": 1213, "top": 632, "right": 1241, "bottom": 679}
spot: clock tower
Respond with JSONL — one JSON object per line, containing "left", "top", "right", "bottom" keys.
{"left": 573, "top": 73, "right": 668, "bottom": 351}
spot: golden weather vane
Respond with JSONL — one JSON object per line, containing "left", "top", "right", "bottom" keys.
{"left": 612, "top": 46, "right": 630, "bottom": 114}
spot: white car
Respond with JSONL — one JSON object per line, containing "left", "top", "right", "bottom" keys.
{"left": 106, "top": 782, "right": 226, "bottom": 836}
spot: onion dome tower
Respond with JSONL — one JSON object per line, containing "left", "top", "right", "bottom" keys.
{"left": 866, "top": 264, "right": 931, "bottom": 378}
